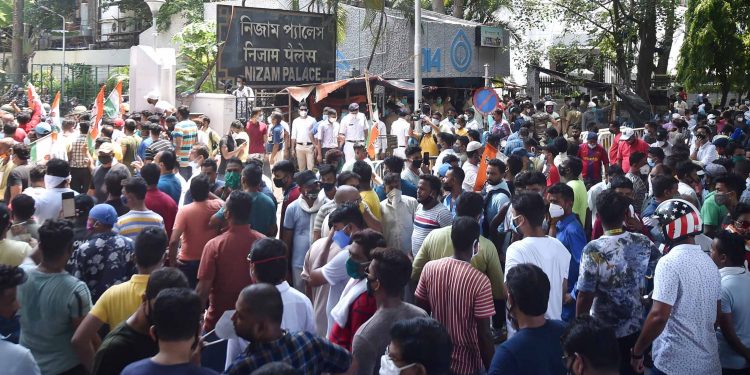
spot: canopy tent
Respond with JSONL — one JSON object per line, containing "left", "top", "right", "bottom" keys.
{"left": 533, "top": 66, "right": 652, "bottom": 124}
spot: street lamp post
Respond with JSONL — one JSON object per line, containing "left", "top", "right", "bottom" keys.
{"left": 414, "top": 0, "right": 422, "bottom": 109}
{"left": 39, "top": 5, "right": 65, "bottom": 104}
{"left": 145, "top": 0, "right": 166, "bottom": 50}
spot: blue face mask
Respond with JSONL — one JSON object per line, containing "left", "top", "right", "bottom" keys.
{"left": 332, "top": 228, "right": 351, "bottom": 249}
{"left": 647, "top": 158, "right": 656, "bottom": 168}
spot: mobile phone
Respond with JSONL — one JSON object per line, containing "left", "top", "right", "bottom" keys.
{"left": 422, "top": 152, "right": 430, "bottom": 166}
{"left": 62, "top": 192, "right": 76, "bottom": 218}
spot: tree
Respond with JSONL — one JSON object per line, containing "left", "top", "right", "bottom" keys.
{"left": 172, "top": 21, "right": 218, "bottom": 95}
{"left": 10, "top": 0, "right": 22, "bottom": 78}
{"left": 676, "top": 0, "right": 746, "bottom": 106}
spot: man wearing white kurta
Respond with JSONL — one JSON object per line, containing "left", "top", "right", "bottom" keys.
{"left": 338, "top": 103, "right": 367, "bottom": 164}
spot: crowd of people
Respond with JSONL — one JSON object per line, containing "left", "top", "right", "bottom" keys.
{"left": 1, "top": 87, "right": 750, "bottom": 375}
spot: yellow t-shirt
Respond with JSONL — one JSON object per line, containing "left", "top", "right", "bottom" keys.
{"left": 419, "top": 134, "right": 439, "bottom": 157}
{"left": 360, "top": 190, "right": 382, "bottom": 220}
{"left": 90, "top": 274, "right": 149, "bottom": 327}
{"left": 454, "top": 127, "right": 469, "bottom": 137}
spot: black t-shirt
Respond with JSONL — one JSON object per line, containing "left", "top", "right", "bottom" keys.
{"left": 218, "top": 135, "right": 236, "bottom": 175}
{"left": 105, "top": 198, "right": 130, "bottom": 217}
{"left": 92, "top": 322, "right": 158, "bottom": 375}
{"left": 90, "top": 163, "right": 131, "bottom": 204}
{"left": 5, "top": 164, "right": 32, "bottom": 202}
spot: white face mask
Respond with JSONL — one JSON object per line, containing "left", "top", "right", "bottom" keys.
{"left": 188, "top": 160, "right": 200, "bottom": 170}
{"left": 299, "top": 111, "right": 307, "bottom": 117}
{"left": 639, "top": 164, "right": 650, "bottom": 175}
{"left": 549, "top": 203, "right": 565, "bottom": 218}
{"left": 422, "top": 125, "right": 431, "bottom": 134}
{"left": 587, "top": 143, "right": 596, "bottom": 149}
{"left": 379, "top": 355, "right": 416, "bottom": 375}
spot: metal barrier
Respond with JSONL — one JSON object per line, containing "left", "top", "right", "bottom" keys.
{"left": 234, "top": 89, "right": 290, "bottom": 121}
{"left": 597, "top": 127, "right": 645, "bottom": 151}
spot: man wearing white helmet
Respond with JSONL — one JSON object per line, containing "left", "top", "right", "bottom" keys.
{"left": 630, "top": 199, "right": 721, "bottom": 375}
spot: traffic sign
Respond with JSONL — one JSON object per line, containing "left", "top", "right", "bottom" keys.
{"left": 473, "top": 87, "right": 499, "bottom": 115}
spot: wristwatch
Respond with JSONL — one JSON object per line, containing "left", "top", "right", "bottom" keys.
{"left": 630, "top": 348, "right": 644, "bottom": 359}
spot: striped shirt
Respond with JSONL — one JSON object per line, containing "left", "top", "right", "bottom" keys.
{"left": 113, "top": 210, "right": 165, "bottom": 240}
{"left": 144, "top": 139, "right": 174, "bottom": 161}
{"left": 415, "top": 258, "right": 495, "bottom": 375}
{"left": 172, "top": 120, "right": 198, "bottom": 168}
{"left": 411, "top": 203, "right": 452, "bottom": 256}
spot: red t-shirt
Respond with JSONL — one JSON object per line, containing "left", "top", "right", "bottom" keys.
{"left": 617, "top": 138, "right": 649, "bottom": 172}
{"left": 145, "top": 187, "right": 178, "bottom": 239}
{"left": 198, "top": 225, "right": 265, "bottom": 331}
{"left": 546, "top": 164, "right": 560, "bottom": 187}
{"left": 328, "top": 291, "right": 376, "bottom": 351}
{"left": 246, "top": 121, "right": 268, "bottom": 154}
{"left": 578, "top": 143, "right": 609, "bottom": 181}
{"left": 608, "top": 133, "right": 621, "bottom": 166}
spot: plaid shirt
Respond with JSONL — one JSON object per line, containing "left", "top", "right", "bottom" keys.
{"left": 224, "top": 331, "right": 351, "bottom": 375}
{"left": 69, "top": 134, "right": 92, "bottom": 168}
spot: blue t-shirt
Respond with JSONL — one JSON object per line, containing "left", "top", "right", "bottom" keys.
{"left": 137, "top": 138, "right": 154, "bottom": 161}
{"left": 272, "top": 124, "right": 284, "bottom": 145}
{"left": 158, "top": 173, "right": 182, "bottom": 204}
{"left": 122, "top": 359, "right": 217, "bottom": 375}
{"left": 282, "top": 199, "right": 313, "bottom": 269}
{"left": 488, "top": 320, "right": 567, "bottom": 375}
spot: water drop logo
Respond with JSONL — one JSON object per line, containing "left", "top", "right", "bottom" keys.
{"left": 450, "top": 30, "right": 472, "bottom": 72}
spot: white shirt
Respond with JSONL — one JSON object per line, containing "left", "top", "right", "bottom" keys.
{"left": 391, "top": 118, "right": 410, "bottom": 147}
{"left": 224, "top": 281, "right": 316, "bottom": 368}
{"left": 587, "top": 181, "right": 608, "bottom": 218}
{"left": 374, "top": 120, "right": 387, "bottom": 153}
{"left": 232, "top": 86, "right": 255, "bottom": 100}
{"left": 322, "top": 250, "right": 350, "bottom": 334}
{"left": 316, "top": 120, "right": 340, "bottom": 148}
{"left": 380, "top": 191, "right": 418, "bottom": 253}
{"left": 439, "top": 118, "right": 454, "bottom": 134}
{"left": 462, "top": 160, "right": 479, "bottom": 192}
{"left": 467, "top": 118, "right": 481, "bottom": 131}
{"left": 291, "top": 116, "right": 316, "bottom": 144}
{"left": 651, "top": 243, "right": 721, "bottom": 374}
{"left": 677, "top": 181, "right": 699, "bottom": 208}
{"left": 505, "top": 236, "right": 571, "bottom": 322}
{"left": 690, "top": 140, "right": 719, "bottom": 166}
{"left": 339, "top": 113, "right": 367, "bottom": 141}
{"left": 34, "top": 187, "right": 78, "bottom": 223}
{"left": 433, "top": 149, "right": 457, "bottom": 174}
{"left": 401, "top": 168, "right": 420, "bottom": 188}
{"left": 0, "top": 339, "right": 41, "bottom": 375}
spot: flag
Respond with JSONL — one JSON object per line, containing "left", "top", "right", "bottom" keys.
{"left": 48, "top": 91, "right": 61, "bottom": 130}
{"left": 26, "top": 83, "right": 47, "bottom": 117}
{"left": 104, "top": 80, "right": 123, "bottom": 118}
{"left": 366, "top": 121, "right": 380, "bottom": 160}
{"left": 90, "top": 85, "right": 105, "bottom": 142}
{"left": 474, "top": 142, "right": 498, "bottom": 191}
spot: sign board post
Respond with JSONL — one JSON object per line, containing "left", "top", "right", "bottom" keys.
{"left": 472, "top": 87, "right": 500, "bottom": 115}
{"left": 215, "top": 5, "right": 336, "bottom": 88}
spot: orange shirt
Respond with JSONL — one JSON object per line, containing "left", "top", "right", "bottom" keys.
{"left": 174, "top": 199, "right": 224, "bottom": 261}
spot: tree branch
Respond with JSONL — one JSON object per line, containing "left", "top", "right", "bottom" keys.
{"left": 551, "top": 1, "right": 615, "bottom": 36}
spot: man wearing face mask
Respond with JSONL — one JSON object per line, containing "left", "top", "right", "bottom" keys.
{"left": 706, "top": 174, "right": 746, "bottom": 236}
{"left": 316, "top": 109, "right": 339, "bottom": 164}
{"left": 615, "top": 128, "right": 649, "bottom": 172}
{"left": 272, "top": 160, "right": 300, "bottom": 237}
{"left": 352, "top": 247, "right": 427, "bottom": 375}
{"left": 578, "top": 132, "right": 609, "bottom": 189}
{"left": 651, "top": 127, "right": 673, "bottom": 157}
{"left": 415, "top": 217, "right": 495, "bottom": 375}
{"left": 488, "top": 264, "right": 567, "bottom": 375}
{"left": 223, "top": 239, "right": 316, "bottom": 368}
{"left": 339, "top": 103, "right": 368, "bottom": 164}
{"left": 624, "top": 152, "right": 649, "bottom": 216}
{"left": 462, "top": 141, "right": 483, "bottom": 192}
{"left": 559, "top": 157, "right": 589, "bottom": 225}
{"left": 442, "top": 167, "right": 465, "bottom": 216}
{"left": 440, "top": 108, "right": 457, "bottom": 133}
{"left": 380, "top": 173, "right": 418, "bottom": 253}
{"left": 691, "top": 125, "right": 719, "bottom": 165}
{"left": 505, "top": 193, "right": 571, "bottom": 336}
{"left": 546, "top": 183, "right": 586, "bottom": 322}
{"left": 226, "top": 284, "right": 351, "bottom": 374}
{"left": 88, "top": 142, "right": 131, "bottom": 205}
{"left": 291, "top": 105, "right": 316, "bottom": 171}
{"left": 675, "top": 161, "right": 701, "bottom": 208}
{"left": 282, "top": 170, "right": 327, "bottom": 292}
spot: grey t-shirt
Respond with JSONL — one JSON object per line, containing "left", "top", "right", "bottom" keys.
{"left": 352, "top": 303, "right": 427, "bottom": 375}
{"left": 5, "top": 164, "right": 32, "bottom": 202}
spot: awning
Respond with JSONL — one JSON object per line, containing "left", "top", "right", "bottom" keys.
{"left": 285, "top": 75, "right": 424, "bottom": 103}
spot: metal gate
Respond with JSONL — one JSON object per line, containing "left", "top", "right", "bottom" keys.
{"left": 29, "top": 64, "right": 126, "bottom": 113}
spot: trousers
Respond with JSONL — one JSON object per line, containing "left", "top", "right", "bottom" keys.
{"left": 295, "top": 144, "right": 314, "bottom": 171}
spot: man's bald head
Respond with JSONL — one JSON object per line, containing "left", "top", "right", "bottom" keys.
{"left": 334, "top": 185, "right": 360, "bottom": 204}
{"left": 238, "top": 283, "right": 283, "bottom": 324}
{"left": 1, "top": 113, "right": 14, "bottom": 125}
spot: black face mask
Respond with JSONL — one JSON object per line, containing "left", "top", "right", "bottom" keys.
{"left": 412, "top": 159, "right": 422, "bottom": 169}
{"left": 444, "top": 185, "right": 452, "bottom": 192}
{"left": 98, "top": 155, "right": 113, "bottom": 165}
{"left": 273, "top": 178, "right": 285, "bottom": 188}
{"left": 321, "top": 182, "right": 336, "bottom": 192}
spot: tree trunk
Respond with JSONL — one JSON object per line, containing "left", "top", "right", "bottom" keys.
{"left": 452, "top": 0, "right": 464, "bottom": 19}
{"left": 432, "top": 0, "right": 445, "bottom": 14}
{"left": 655, "top": 0, "right": 676, "bottom": 75}
{"left": 635, "top": 0, "right": 657, "bottom": 102}
{"left": 611, "top": 0, "right": 631, "bottom": 86}
{"left": 10, "top": 0, "right": 23, "bottom": 81}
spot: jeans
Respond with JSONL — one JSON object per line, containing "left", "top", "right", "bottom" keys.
{"left": 178, "top": 260, "right": 201, "bottom": 289}
{"left": 618, "top": 332, "right": 640, "bottom": 375}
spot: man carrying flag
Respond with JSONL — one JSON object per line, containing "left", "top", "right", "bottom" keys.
{"left": 23, "top": 83, "right": 44, "bottom": 133}
{"left": 89, "top": 85, "right": 106, "bottom": 147}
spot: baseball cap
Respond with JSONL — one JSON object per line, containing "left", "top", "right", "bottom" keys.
{"left": 113, "top": 118, "right": 125, "bottom": 127}
{"left": 71, "top": 105, "right": 88, "bottom": 115}
{"left": 587, "top": 132, "right": 598, "bottom": 141}
{"left": 620, "top": 128, "right": 635, "bottom": 141}
{"left": 89, "top": 204, "right": 118, "bottom": 226}
{"left": 34, "top": 123, "right": 51, "bottom": 136}
{"left": 438, "top": 163, "right": 451, "bottom": 177}
{"left": 466, "top": 141, "right": 483, "bottom": 153}
{"left": 295, "top": 170, "right": 319, "bottom": 187}
{"left": 348, "top": 103, "right": 359, "bottom": 111}
{"left": 707, "top": 114, "right": 717, "bottom": 120}
{"left": 705, "top": 163, "right": 727, "bottom": 178}
{"left": 98, "top": 142, "right": 114, "bottom": 154}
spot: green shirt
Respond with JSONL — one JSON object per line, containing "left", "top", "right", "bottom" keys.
{"left": 700, "top": 191, "right": 728, "bottom": 226}
{"left": 93, "top": 322, "right": 158, "bottom": 375}
{"left": 213, "top": 191, "right": 277, "bottom": 236}
{"left": 411, "top": 226, "right": 505, "bottom": 298}
{"left": 567, "top": 179, "right": 589, "bottom": 225}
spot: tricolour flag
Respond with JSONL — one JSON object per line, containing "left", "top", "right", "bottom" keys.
{"left": 48, "top": 91, "right": 61, "bottom": 130}
{"left": 104, "top": 80, "right": 123, "bottom": 119}
{"left": 474, "top": 142, "right": 498, "bottom": 192}
{"left": 89, "top": 85, "right": 106, "bottom": 145}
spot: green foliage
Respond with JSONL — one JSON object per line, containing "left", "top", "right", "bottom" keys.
{"left": 109, "top": 0, "right": 206, "bottom": 33}
{"left": 105, "top": 66, "right": 130, "bottom": 94}
{"left": 66, "top": 64, "right": 101, "bottom": 106}
{"left": 676, "top": 0, "right": 748, "bottom": 99}
{"left": 172, "top": 21, "right": 219, "bottom": 95}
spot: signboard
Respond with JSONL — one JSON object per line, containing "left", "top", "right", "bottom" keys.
{"left": 473, "top": 87, "right": 500, "bottom": 114}
{"left": 475, "top": 26, "right": 503, "bottom": 48}
{"left": 216, "top": 5, "right": 337, "bottom": 88}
